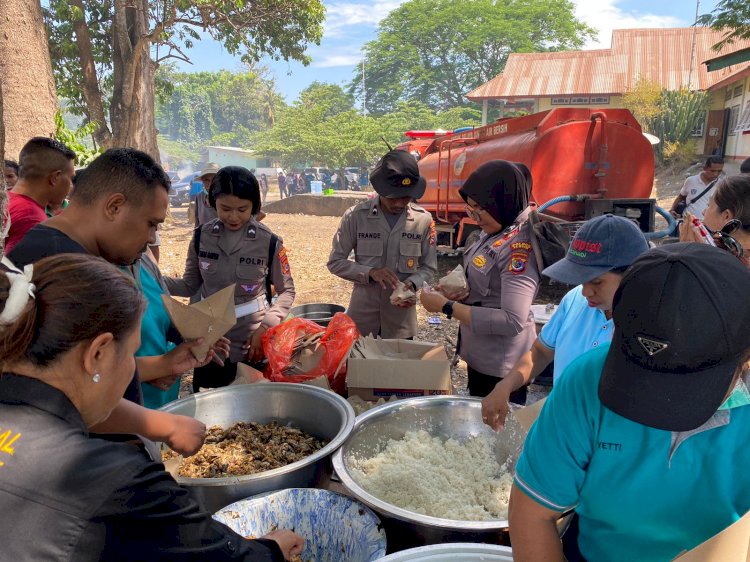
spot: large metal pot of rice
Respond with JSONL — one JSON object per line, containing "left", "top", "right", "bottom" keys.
{"left": 332, "top": 396, "right": 526, "bottom": 550}
{"left": 160, "top": 383, "right": 355, "bottom": 512}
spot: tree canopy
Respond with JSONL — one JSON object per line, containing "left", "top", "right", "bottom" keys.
{"left": 43, "top": 0, "right": 325, "bottom": 155}
{"left": 252, "top": 82, "right": 482, "bottom": 168}
{"left": 156, "top": 66, "right": 284, "bottom": 148}
{"left": 699, "top": 0, "right": 750, "bottom": 49}
{"left": 349, "top": 0, "right": 594, "bottom": 114}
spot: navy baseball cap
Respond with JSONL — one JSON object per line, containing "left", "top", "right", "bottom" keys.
{"left": 542, "top": 214, "right": 649, "bottom": 285}
{"left": 600, "top": 243, "right": 750, "bottom": 431}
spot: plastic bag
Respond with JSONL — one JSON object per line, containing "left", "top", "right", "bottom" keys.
{"left": 261, "top": 312, "right": 360, "bottom": 394}
{"left": 389, "top": 281, "right": 416, "bottom": 306}
{"left": 438, "top": 265, "right": 468, "bottom": 292}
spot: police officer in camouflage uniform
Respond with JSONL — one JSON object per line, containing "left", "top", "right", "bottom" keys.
{"left": 167, "top": 166, "right": 295, "bottom": 390}
{"left": 328, "top": 150, "right": 437, "bottom": 339}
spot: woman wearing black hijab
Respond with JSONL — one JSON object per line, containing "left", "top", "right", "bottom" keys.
{"left": 421, "top": 160, "right": 540, "bottom": 401}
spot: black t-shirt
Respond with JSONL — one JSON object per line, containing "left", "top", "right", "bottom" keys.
{"left": 0, "top": 375, "right": 283, "bottom": 562}
{"left": 7, "top": 224, "right": 143, "bottom": 406}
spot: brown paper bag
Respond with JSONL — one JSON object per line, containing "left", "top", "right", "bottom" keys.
{"left": 672, "top": 509, "right": 750, "bottom": 561}
{"left": 162, "top": 284, "right": 237, "bottom": 362}
{"left": 513, "top": 397, "right": 547, "bottom": 434}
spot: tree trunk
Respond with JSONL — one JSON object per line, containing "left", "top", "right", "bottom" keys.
{"left": 110, "top": 0, "right": 159, "bottom": 161}
{"left": 0, "top": 0, "right": 58, "bottom": 160}
{"left": 70, "top": 0, "right": 112, "bottom": 148}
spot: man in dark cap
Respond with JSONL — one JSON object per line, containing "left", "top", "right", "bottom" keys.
{"left": 327, "top": 149, "right": 437, "bottom": 338}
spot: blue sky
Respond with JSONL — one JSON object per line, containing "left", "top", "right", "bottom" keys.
{"left": 174, "top": 0, "right": 721, "bottom": 102}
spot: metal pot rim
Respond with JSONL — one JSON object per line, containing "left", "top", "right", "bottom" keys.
{"left": 160, "top": 383, "right": 355, "bottom": 487}
{"left": 332, "top": 395, "right": 511, "bottom": 531}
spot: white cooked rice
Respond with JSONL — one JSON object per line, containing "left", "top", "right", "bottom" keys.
{"left": 348, "top": 430, "right": 512, "bottom": 521}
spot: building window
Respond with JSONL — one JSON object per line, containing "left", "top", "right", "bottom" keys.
{"left": 570, "top": 96, "right": 590, "bottom": 104}
{"left": 728, "top": 105, "right": 740, "bottom": 136}
{"left": 726, "top": 88, "right": 733, "bottom": 101}
{"left": 735, "top": 101, "right": 750, "bottom": 134}
{"left": 590, "top": 96, "right": 610, "bottom": 104}
{"left": 551, "top": 97, "right": 571, "bottom": 105}
{"left": 734, "top": 85, "right": 744, "bottom": 98}
{"left": 691, "top": 111, "right": 707, "bottom": 137}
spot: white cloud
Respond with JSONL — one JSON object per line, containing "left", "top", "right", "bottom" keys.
{"left": 573, "top": 0, "right": 687, "bottom": 48}
{"left": 323, "top": 0, "right": 408, "bottom": 36}
{"left": 313, "top": 53, "right": 365, "bottom": 67}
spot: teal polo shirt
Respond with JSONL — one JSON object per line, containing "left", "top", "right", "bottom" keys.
{"left": 515, "top": 345, "right": 750, "bottom": 562}
{"left": 538, "top": 285, "right": 612, "bottom": 382}
{"left": 137, "top": 266, "right": 179, "bottom": 409}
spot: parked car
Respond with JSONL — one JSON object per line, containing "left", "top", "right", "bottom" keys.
{"left": 166, "top": 171, "right": 180, "bottom": 185}
{"left": 169, "top": 172, "right": 200, "bottom": 207}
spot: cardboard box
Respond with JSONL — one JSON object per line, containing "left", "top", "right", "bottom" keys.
{"left": 346, "top": 339, "right": 452, "bottom": 400}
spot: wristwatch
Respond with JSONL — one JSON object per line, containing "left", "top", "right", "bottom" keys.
{"left": 442, "top": 300, "right": 455, "bottom": 320}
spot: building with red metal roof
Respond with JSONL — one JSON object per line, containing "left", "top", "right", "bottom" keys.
{"left": 467, "top": 28, "right": 750, "bottom": 161}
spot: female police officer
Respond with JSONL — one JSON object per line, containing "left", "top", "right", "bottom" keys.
{"left": 328, "top": 150, "right": 437, "bottom": 339}
{"left": 421, "top": 160, "right": 539, "bottom": 401}
{"left": 0, "top": 253, "right": 302, "bottom": 560}
{"left": 166, "top": 166, "right": 295, "bottom": 390}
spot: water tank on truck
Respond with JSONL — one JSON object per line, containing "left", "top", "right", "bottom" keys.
{"left": 407, "top": 108, "right": 656, "bottom": 245}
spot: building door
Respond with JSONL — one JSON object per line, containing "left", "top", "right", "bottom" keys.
{"left": 703, "top": 109, "right": 729, "bottom": 156}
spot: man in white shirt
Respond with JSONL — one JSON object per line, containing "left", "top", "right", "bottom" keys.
{"left": 669, "top": 156, "right": 724, "bottom": 220}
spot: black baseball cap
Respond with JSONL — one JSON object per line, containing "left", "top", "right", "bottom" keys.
{"left": 543, "top": 214, "right": 649, "bottom": 285}
{"left": 599, "top": 243, "right": 750, "bottom": 432}
{"left": 370, "top": 149, "right": 426, "bottom": 199}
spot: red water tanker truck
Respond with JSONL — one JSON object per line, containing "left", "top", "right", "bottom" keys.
{"left": 398, "top": 108, "right": 673, "bottom": 246}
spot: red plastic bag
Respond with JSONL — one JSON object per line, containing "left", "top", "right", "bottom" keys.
{"left": 262, "top": 313, "right": 360, "bottom": 394}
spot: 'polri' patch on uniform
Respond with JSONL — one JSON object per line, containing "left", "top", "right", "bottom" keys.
{"left": 278, "top": 246, "right": 291, "bottom": 275}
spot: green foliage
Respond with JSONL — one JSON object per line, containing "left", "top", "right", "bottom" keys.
{"left": 698, "top": 0, "right": 750, "bottom": 49}
{"left": 155, "top": 66, "right": 285, "bottom": 148}
{"left": 53, "top": 111, "right": 103, "bottom": 166}
{"left": 43, "top": 0, "right": 325, "bottom": 124}
{"left": 350, "top": 0, "right": 595, "bottom": 114}
{"left": 622, "top": 78, "right": 663, "bottom": 125}
{"left": 253, "top": 83, "right": 483, "bottom": 168}
{"left": 638, "top": 89, "right": 709, "bottom": 163}
{"left": 157, "top": 136, "right": 203, "bottom": 170}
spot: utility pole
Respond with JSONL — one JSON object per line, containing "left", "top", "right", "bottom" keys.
{"left": 361, "top": 48, "right": 367, "bottom": 115}
{"left": 687, "top": 0, "right": 700, "bottom": 90}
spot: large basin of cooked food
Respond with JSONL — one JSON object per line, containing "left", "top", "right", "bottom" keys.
{"left": 164, "top": 421, "right": 328, "bottom": 478}
{"left": 332, "top": 396, "right": 526, "bottom": 533}
{"left": 159, "top": 383, "right": 355, "bottom": 512}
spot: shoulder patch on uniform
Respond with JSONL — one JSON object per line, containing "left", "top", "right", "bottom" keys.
{"left": 278, "top": 246, "right": 290, "bottom": 275}
{"left": 509, "top": 251, "right": 528, "bottom": 274}
{"left": 246, "top": 225, "right": 257, "bottom": 239}
{"left": 511, "top": 241, "right": 532, "bottom": 251}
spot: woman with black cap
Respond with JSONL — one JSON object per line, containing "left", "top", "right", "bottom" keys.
{"left": 509, "top": 243, "right": 750, "bottom": 562}
{"left": 420, "top": 160, "right": 539, "bottom": 401}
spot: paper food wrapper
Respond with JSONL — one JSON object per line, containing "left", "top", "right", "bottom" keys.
{"left": 161, "top": 284, "right": 237, "bottom": 362}
{"left": 672, "top": 509, "right": 750, "bottom": 561}
{"left": 513, "top": 397, "right": 547, "bottom": 434}
{"left": 438, "top": 265, "right": 468, "bottom": 292}
{"left": 390, "top": 281, "right": 416, "bottom": 306}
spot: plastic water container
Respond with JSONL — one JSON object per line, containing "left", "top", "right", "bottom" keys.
{"left": 311, "top": 180, "right": 323, "bottom": 194}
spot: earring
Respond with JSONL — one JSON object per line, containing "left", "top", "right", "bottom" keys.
{"left": 93, "top": 373, "right": 101, "bottom": 383}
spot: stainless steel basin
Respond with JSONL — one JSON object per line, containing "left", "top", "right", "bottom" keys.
{"left": 332, "top": 396, "right": 526, "bottom": 550}
{"left": 160, "top": 383, "right": 355, "bottom": 512}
